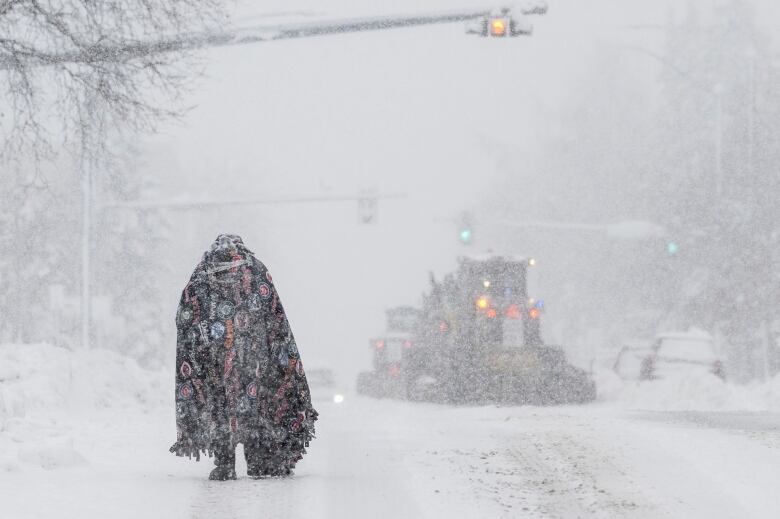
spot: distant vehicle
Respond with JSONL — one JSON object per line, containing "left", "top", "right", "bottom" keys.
{"left": 306, "top": 368, "right": 347, "bottom": 404}
{"left": 614, "top": 330, "right": 726, "bottom": 382}
{"left": 612, "top": 342, "right": 655, "bottom": 381}
{"left": 306, "top": 368, "right": 335, "bottom": 389}
{"left": 357, "top": 256, "right": 596, "bottom": 405}
{"left": 357, "top": 307, "right": 421, "bottom": 399}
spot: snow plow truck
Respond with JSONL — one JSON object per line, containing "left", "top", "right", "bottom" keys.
{"left": 357, "top": 255, "right": 596, "bottom": 405}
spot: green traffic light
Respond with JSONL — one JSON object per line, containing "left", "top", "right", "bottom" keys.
{"left": 459, "top": 229, "right": 473, "bottom": 244}
{"left": 666, "top": 241, "right": 679, "bottom": 256}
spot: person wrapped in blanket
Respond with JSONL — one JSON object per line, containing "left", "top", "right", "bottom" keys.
{"left": 170, "top": 234, "right": 317, "bottom": 480}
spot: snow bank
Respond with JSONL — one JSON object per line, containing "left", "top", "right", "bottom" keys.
{"left": 16, "top": 440, "right": 87, "bottom": 470}
{"left": 0, "top": 343, "right": 167, "bottom": 417}
{"left": 0, "top": 343, "right": 168, "bottom": 472}
{"left": 596, "top": 369, "right": 780, "bottom": 412}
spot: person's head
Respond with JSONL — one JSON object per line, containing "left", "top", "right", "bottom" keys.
{"left": 208, "top": 234, "right": 246, "bottom": 261}
{"left": 203, "top": 234, "right": 253, "bottom": 290}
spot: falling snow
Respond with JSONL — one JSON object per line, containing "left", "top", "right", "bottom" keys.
{"left": 2, "top": 0, "right": 780, "bottom": 517}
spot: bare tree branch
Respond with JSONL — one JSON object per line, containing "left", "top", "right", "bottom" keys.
{"left": 0, "top": 0, "right": 226, "bottom": 167}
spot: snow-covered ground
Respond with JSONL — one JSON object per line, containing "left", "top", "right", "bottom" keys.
{"left": 4, "top": 343, "right": 780, "bottom": 518}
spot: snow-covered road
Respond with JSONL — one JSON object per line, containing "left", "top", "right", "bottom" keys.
{"left": 5, "top": 388, "right": 780, "bottom": 518}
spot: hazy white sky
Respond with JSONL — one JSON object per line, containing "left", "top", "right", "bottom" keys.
{"left": 140, "top": 0, "right": 777, "bottom": 378}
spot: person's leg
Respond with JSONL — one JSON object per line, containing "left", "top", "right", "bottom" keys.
{"left": 247, "top": 440, "right": 297, "bottom": 478}
{"left": 245, "top": 440, "right": 271, "bottom": 478}
{"left": 209, "top": 443, "right": 237, "bottom": 481}
{"left": 245, "top": 439, "right": 294, "bottom": 478}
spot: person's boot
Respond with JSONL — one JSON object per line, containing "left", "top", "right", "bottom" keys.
{"left": 245, "top": 451, "right": 270, "bottom": 479}
{"left": 209, "top": 465, "right": 237, "bottom": 481}
{"left": 247, "top": 456, "right": 292, "bottom": 479}
{"left": 246, "top": 447, "right": 288, "bottom": 478}
{"left": 209, "top": 446, "right": 237, "bottom": 481}
{"left": 247, "top": 463, "right": 291, "bottom": 479}
{"left": 246, "top": 463, "right": 265, "bottom": 479}
{"left": 268, "top": 465, "right": 293, "bottom": 478}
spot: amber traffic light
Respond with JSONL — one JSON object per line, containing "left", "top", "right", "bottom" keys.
{"left": 490, "top": 18, "right": 507, "bottom": 36}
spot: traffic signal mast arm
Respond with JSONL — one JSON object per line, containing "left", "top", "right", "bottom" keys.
{"left": 98, "top": 192, "right": 406, "bottom": 211}
{"left": 0, "top": 2, "right": 548, "bottom": 69}
{"left": 494, "top": 219, "right": 667, "bottom": 240}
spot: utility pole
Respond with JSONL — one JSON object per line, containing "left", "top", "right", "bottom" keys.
{"left": 81, "top": 155, "right": 93, "bottom": 349}
{"left": 747, "top": 48, "right": 756, "bottom": 176}
{"left": 746, "top": 48, "right": 771, "bottom": 381}
{"left": 79, "top": 89, "right": 97, "bottom": 350}
{"left": 713, "top": 83, "right": 724, "bottom": 199}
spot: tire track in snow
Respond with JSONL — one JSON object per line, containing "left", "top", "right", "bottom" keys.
{"left": 503, "top": 431, "right": 647, "bottom": 518}
{"left": 423, "top": 413, "right": 654, "bottom": 518}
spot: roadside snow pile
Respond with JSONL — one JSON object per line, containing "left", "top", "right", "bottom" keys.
{"left": 597, "top": 369, "right": 780, "bottom": 411}
{"left": 0, "top": 343, "right": 167, "bottom": 472}
{"left": 0, "top": 343, "right": 168, "bottom": 417}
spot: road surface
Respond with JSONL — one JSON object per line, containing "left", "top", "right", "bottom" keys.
{"left": 4, "top": 391, "right": 780, "bottom": 518}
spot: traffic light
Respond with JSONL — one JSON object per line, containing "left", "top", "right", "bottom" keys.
{"left": 457, "top": 211, "right": 475, "bottom": 245}
{"left": 465, "top": 5, "right": 543, "bottom": 37}
{"left": 666, "top": 241, "right": 680, "bottom": 256}
{"left": 490, "top": 17, "right": 507, "bottom": 36}
{"left": 466, "top": 15, "right": 534, "bottom": 37}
